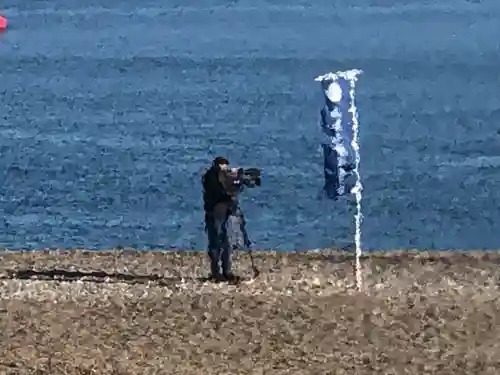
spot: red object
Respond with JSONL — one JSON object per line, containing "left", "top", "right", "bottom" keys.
{"left": 0, "top": 16, "right": 7, "bottom": 30}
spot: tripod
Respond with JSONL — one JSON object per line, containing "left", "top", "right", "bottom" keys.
{"left": 229, "top": 207, "right": 260, "bottom": 278}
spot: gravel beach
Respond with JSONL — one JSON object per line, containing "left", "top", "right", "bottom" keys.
{"left": 1, "top": 249, "right": 500, "bottom": 375}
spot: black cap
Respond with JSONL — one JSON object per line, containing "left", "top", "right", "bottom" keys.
{"left": 213, "top": 156, "right": 229, "bottom": 166}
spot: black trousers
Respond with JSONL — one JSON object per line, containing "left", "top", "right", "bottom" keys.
{"left": 205, "top": 202, "right": 250, "bottom": 276}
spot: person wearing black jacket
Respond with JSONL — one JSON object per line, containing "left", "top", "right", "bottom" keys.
{"left": 201, "top": 156, "right": 242, "bottom": 282}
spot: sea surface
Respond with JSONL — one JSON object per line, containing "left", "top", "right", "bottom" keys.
{"left": 1, "top": 0, "right": 499, "bottom": 251}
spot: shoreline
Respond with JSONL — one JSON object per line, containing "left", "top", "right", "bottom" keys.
{"left": 2, "top": 247, "right": 500, "bottom": 270}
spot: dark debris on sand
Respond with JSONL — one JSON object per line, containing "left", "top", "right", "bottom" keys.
{"left": 1, "top": 249, "right": 500, "bottom": 375}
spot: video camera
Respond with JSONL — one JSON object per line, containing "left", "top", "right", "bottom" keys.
{"left": 236, "top": 167, "right": 261, "bottom": 187}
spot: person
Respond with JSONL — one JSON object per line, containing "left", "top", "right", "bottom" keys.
{"left": 201, "top": 156, "right": 243, "bottom": 282}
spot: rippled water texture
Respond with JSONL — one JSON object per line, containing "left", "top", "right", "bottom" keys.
{"left": 1, "top": 0, "right": 499, "bottom": 250}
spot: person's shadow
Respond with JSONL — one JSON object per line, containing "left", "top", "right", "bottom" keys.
{"left": 2, "top": 268, "right": 220, "bottom": 285}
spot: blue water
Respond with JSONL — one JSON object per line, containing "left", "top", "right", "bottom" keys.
{"left": 1, "top": 0, "right": 499, "bottom": 251}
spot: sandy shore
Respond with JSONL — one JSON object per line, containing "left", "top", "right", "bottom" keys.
{"left": 1, "top": 249, "right": 500, "bottom": 375}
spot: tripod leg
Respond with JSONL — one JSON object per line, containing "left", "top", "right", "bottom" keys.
{"left": 238, "top": 209, "right": 252, "bottom": 248}
{"left": 237, "top": 208, "right": 260, "bottom": 277}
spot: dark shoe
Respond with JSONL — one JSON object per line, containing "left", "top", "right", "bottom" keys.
{"left": 209, "top": 273, "right": 226, "bottom": 283}
{"left": 223, "top": 272, "right": 241, "bottom": 284}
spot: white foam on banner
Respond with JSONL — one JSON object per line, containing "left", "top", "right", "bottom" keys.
{"left": 348, "top": 72, "right": 363, "bottom": 292}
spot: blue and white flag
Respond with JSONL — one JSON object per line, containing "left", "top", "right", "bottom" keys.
{"left": 315, "top": 69, "right": 363, "bottom": 200}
